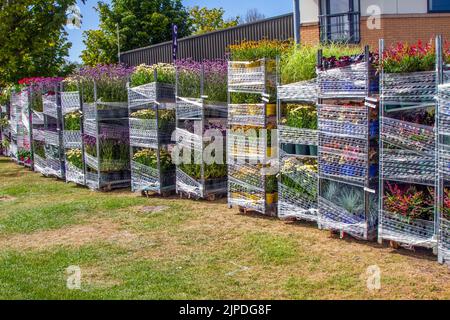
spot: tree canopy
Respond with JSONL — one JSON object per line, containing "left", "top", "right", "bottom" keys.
{"left": 0, "top": 0, "right": 81, "bottom": 86}
{"left": 81, "top": 0, "right": 192, "bottom": 66}
{"left": 189, "top": 6, "right": 239, "bottom": 35}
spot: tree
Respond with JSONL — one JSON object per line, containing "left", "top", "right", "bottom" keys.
{"left": 242, "top": 8, "right": 265, "bottom": 24}
{"left": 189, "top": 6, "right": 239, "bottom": 35}
{"left": 81, "top": 0, "right": 191, "bottom": 66}
{"left": 0, "top": 0, "right": 82, "bottom": 86}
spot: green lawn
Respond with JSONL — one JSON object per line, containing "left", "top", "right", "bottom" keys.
{"left": 0, "top": 157, "right": 449, "bottom": 299}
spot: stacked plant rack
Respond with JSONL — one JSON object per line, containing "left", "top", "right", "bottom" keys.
{"left": 128, "top": 71, "right": 176, "bottom": 196}
{"left": 175, "top": 61, "right": 228, "bottom": 200}
{"left": 82, "top": 80, "right": 131, "bottom": 191}
{"left": 227, "top": 59, "right": 278, "bottom": 215}
{"left": 379, "top": 38, "right": 440, "bottom": 250}
{"left": 277, "top": 77, "right": 319, "bottom": 222}
{"left": 42, "top": 85, "right": 65, "bottom": 179}
{"left": 317, "top": 46, "right": 379, "bottom": 240}
{"left": 0, "top": 103, "right": 10, "bottom": 156}
{"left": 61, "top": 81, "right": 85, "bottom": 185}
{"left": 11, "top": 90, "right": 31, "bottom": 166}
{"left": 29, "top": 86, "right": 46, "bottom": 175}
{"left": 437, "top": 47, "right": 450, "bottom": 264}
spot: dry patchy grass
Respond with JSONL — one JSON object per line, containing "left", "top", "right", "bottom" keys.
{"left": 0, "top": 157, "right": 449, "bottom": 299}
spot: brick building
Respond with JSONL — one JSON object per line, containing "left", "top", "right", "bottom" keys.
{"left": 300, "top": 0, "right": 450, "bottom": 48}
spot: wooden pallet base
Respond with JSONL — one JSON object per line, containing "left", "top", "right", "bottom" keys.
{"left": 238, "top": 206, "right": 277, "bottom": 217}
{"left": 141, "top": 190, "right": 173, "bottom": 198}
{"left": 379, "top": 238, "right": 438, "bottom": 255}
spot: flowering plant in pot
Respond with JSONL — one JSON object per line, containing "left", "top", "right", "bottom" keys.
{"left": 281, "top": 157, "right": 317, "bottom": 201}
{"left": 382, "top": 40, "right": 437, "bottom": 74}
{"left": 66, "top": 148, "right": 83, "bottom": 170}
{"left": 175, "top": 59, "right": 228, "bottom": 102}
{"left": 133, "top": 148, "right": 173, "bottom": 173}
{"left": 130, "top": 63, "right": 175, "bottom": 87}
{"left": 228, "top": 39, "right": 292, "bottom": 62}
{"left": 78, "top": 64, "right": 134, "bottom": 103}
{"left": 18, "top": 149, "right": 31, "bottom": 164}
{"left": 443, "top": 188, "right": 450, "bottom": 221}
{"left": 18, "top": 77, "right": 63, "bottom": 112}
{"left": 64, "top": 111, "right": 82, "bottom": 131}
{"left": 384, "top": 182, "right": 434, "bottom": 221}
{"left": 130, "top": 109, "right": 175, "bottom": 131}
{"left": 83, "top": 134, "right": 97, "bottom": 158}
{"left": 283, "top": 104, "right": 317, "bottom": 130}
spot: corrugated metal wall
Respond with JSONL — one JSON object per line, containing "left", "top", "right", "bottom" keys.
{"left": 120, "top": 13, "right": 294, "bottom": 66}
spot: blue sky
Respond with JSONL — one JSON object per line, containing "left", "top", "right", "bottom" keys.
{"left": 67, "top": 0, "right": 293, "bottom": 62}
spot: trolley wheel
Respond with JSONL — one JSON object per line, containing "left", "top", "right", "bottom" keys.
{"left": 207, "top": 194, "right": 216, "bottom": 201}
{"left": 238, "top": 206, "right": 245, "bottom": 214}
{"left": 389, "top": 241, "right": 400, "bottom": 249}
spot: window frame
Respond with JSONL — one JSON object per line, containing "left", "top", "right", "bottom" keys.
{"left": 319, "top": 0, "right": 361, "bottom": 44}
{"left": 428, "top": 0, "right": 450, "bottom": 13}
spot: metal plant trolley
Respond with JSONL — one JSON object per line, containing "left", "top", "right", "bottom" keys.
{"left": 61, "top": 82, "right": 85, "bottom": 186}
{"left": 175, "top": 64, "right": 228, "bottom": 200}
{"left": 0, "top": 103, "right": 10, "bottom": 157}
{"left": 437, "top": 60, "right": 450, "bottom": 264}
{"left": 227, "top": 58, "right": 278, "bottom": 215}
{"left": 128, "top": 72, "right": 176, "bottom": 195}
{"left": 277, "top": 78, "right": 319, "bottom": 222}
{"left": 11, "top": 90, "right": 32, "bottom": 167}
{"left": 379, "top": 38, "right": 440, "bottom": 250}
{"left": 82, "top": 81, "right": 131, "bottom": 191}
{"left": 29, "top": 87, "right": 46, "bottom": 175}
{"left": 317, "top": 46, "right": 379, "bottom": 240}
{"left": 42, "top": 86, "right": 65, "bottom": 179}
{"left": 8, "top": 93, "right": 19, "bottom": 161}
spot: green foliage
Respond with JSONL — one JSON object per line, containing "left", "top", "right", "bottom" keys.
{"left": 189, "top": 6, "right": 239, "bottom": 35}
{"left": 81, "top": 0, "right": 191, "bottom": 66}
{"left": 64, "top": 111, "right": 82, "bottom": 131}
{"left": 281, "top": 44, "right": 362, "bottom": 84}
{"left": 130, "top": 63, "right": 175, "bottom": 87}
{"left": 265, "top": 175, "right": 278, "bottom": 194}
{"left": 130, "top": 109, "right": 175, "bottom": 129}
{"left": 33, "top": 141, "right": 46, "bottom": 159}
{"left": 283, "top": 104, "right": 317, "bottom": 130}
{"left": 66, "top": 148, "right": 83, "bottom": 169}
{"left": 229, "top": 39, "right": 292, "bottom": 61}
{"left": 180, "top": 162, "right": 227, "bottom": 180}
{"left": 132, "top": 148, "right": 173, "bottom": 172}
{"left": 0, "top": 0, "right": 81, "bottom": 86}
{"left": 382, "top": 40, "right": 436, "bottom": 73}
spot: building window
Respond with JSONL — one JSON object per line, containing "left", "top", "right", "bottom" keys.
{"left": 319, "top": 0, "right": 360, "bottom": 44}
{"left": 429, "top": 0, "right": 450, "bottom": 12}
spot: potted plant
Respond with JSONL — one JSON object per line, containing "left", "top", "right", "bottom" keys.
{"left": 384, "top": 182, "right": 434, "bottom": 221}
{"left": 265, "top": 175, "right": 278, "bottom": 205}
{"left": 66, "top": 148, "right": 83, "bottom": 170}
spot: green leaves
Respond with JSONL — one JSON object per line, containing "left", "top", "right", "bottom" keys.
{"left": 0, "top": 0, "right": 78, "bottom": 86}
{"left": 189, "top": 6, "right": 239, "bottom": 35}
{"left": 81, "top": 0, "right": 192, "bottom": 66}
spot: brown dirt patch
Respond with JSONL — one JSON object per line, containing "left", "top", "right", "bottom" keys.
{"left": 0, "top": 195, "right": 15, "bottom": 202}
{"left": 0, "top": 220, "right": 138, "bottom": 250}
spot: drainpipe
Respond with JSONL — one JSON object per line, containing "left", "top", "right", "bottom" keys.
{"left": 293, "top": 0, "right": 301, "bottom": 44}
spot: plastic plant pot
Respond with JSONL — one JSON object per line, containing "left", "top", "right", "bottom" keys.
{"left": 266, "top": 104, "right": 276, "bottom": 117}
{"left": 266, "top": 192, "right": 278, "bottom": 205}
{"left": 295, "top": 145, "right": 308, "bottom": 155}
{"left": 341, "top": 164, "right": 356, "bottom": 177}
{"left": 282, "top": 143, "right": 295, "bottom": 154}
{"left": 309, "top": 146, "right": 318, "bottom": 156}
{"left": 369, "top": 164, "right": 378, "bottom": 177}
